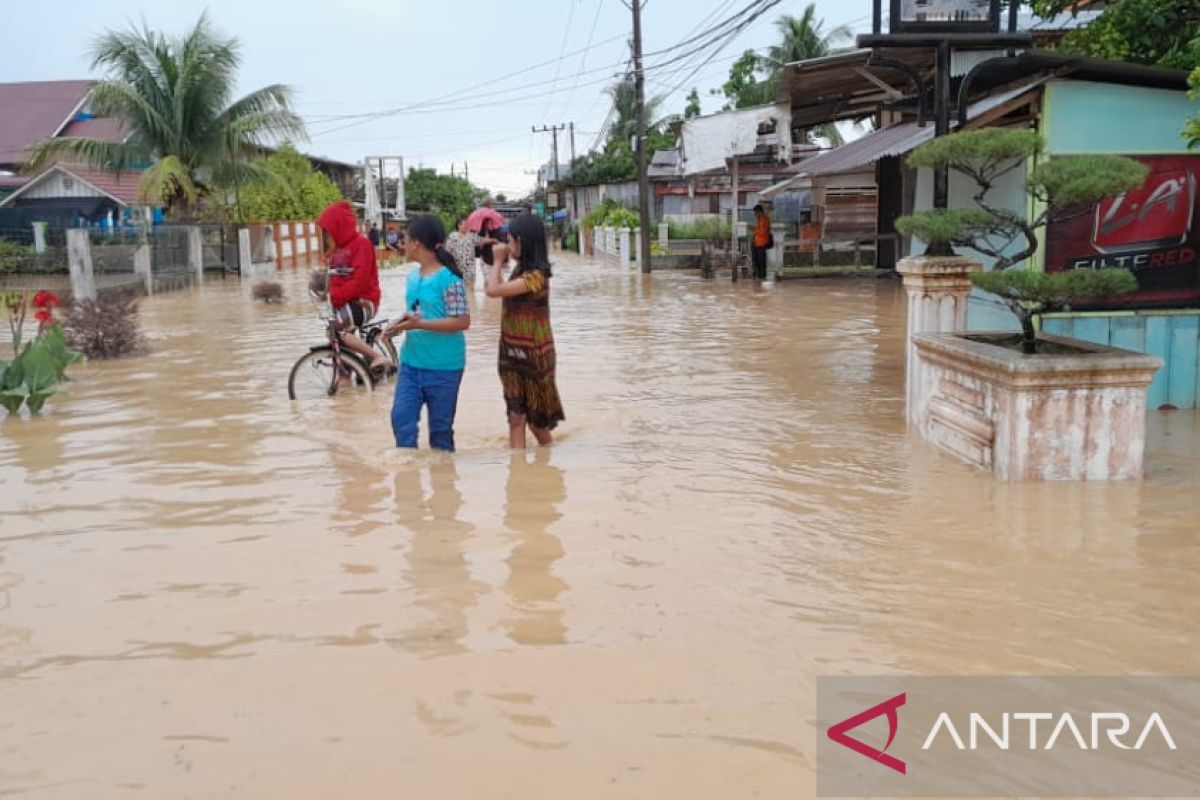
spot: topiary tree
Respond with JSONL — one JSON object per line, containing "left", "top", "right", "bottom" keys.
{"left": 896, "top": 129, "right": 1148, "bottom": 354}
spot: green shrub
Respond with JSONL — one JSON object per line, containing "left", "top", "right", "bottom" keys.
{"left": 0, "top": 240, "right": 33, "bottom": 273}
{"left": 667, "top": 219, "right": 732, "bottom": 242}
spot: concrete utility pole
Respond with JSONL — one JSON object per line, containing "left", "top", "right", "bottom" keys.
{"left": 631, "top": 0, "right": 652, "bottom": 273}
{"left": 532, "top": 124, "right": 567, "bottom": 200}
{"left": 569, "top": 122, "right": 578, "bottom": 223}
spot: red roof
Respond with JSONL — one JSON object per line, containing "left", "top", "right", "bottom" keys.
{"left": 0, "top": 174, "right": 29, "bottom": 191}
{"left": 0, "top": 80, "right": 94, "bottom": 167}
{"left": 0, "top": 163, "right": 145, "bottom": 207}
{"left": 61, "top": 164, "right": 144, "bottom": 205}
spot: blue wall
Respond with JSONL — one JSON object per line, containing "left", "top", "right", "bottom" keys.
{"left": 1043, "top": 313, "right": 1200, "bottom": 410}
{"left": 1043, "top": 81, "right": 1197, "bottom": 156}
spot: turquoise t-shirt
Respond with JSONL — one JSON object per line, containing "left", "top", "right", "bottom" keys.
{"left": 400, "top": 265, "right": 468, "bottom": 371}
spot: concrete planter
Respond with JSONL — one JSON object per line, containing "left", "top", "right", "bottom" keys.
{"left": 912, "top": 331, "right": 1162, "bottom": 481}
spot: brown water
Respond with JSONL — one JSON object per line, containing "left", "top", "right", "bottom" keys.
{"left": 1, "top": 255, "right": 1198, "bottom": 798}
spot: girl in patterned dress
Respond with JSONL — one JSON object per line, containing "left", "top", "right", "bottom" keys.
{"left": 484, "top": 214, "right": 565, "bottom": 449}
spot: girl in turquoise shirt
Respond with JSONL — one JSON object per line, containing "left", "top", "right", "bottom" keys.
{"left": 385, "top": 216, "right": 471, "bottom": 451}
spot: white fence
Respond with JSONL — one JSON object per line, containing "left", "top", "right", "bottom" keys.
{"left": 590, "top": 225, "right": 641, "bottom": 269}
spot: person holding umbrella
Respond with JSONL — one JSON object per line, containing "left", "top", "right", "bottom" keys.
{"left": 466, "top": 205, "right": 506, "bottom": 268}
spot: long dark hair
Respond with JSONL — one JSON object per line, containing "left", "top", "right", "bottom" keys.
{"left": 507, "top": 214, "right": 552, "bottom": 278}
{"left": 406, "top": 215, "right": 461, "bottom": 277}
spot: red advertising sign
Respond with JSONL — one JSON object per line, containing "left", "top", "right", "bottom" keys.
{"left": 1045, "top": 155, "right": 1200, "bottom": 310}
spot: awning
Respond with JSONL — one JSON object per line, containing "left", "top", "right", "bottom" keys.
{"left": 761, "top": 80, "right": 1047, "bottom": 199}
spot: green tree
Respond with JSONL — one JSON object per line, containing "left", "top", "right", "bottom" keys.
{"left": 712, "top": 6, "right": 850, "bottom": 143}
{"left": 767, "top": 4, "right": 851, "bottom": 66}
{"left": 405, "top": 168, "right": 487, "bottom": 231}
{"left": 713, "top": 50, "right": 775, "bottom": 110}
{"left": 564, "top": 75, "right": 676, "bottom": 186}
{"left": 895, "top": 129, "right": 1147, "bottom": 353}
{"left": 684, "top": 88, "right": 702, "bottom": 119}
{"left": 1029, "top": 0, "right": 1200, "bottom": 70}
{"left": 27, "top": 13, "right": 304, "bottom": 218}
{"left": 235, "top": 144, "right": 342, "bottom": 223}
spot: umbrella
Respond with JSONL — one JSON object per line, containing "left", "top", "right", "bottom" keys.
{"left": 466, "top": 206, "right": 506, "bottom": 234}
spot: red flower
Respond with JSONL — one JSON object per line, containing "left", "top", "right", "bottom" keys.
{"left": 34, "top": 309, "right": 53, "bottom": 324}
{"left": 33, "top": 290, "right": 60, "bottom": 309}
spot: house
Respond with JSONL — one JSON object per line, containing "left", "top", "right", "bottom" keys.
{"left": 0, "top": 162, "right": 148, "bottom": 228}
{"left": 0, "top": 79, "right": 358, "bottom": 225}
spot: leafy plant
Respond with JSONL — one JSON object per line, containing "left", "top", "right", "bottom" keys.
{"left": 1, "top": 291, "right": 83, "bottom": 415}
{"left": 1031, "top": 0, "right": 1200, "bottom": 71}
{"left": 1187, "top": 65, "right": 1200, "bottom": 149}
{"left": 0, "top": 240, "right": 33, "bottom": 274}
{"left": 63, "top": 290, "right": 144, "bottom": 360}
{"left": 667, "top": 219, "right": 732, "bottom": 242}
{"left": 896, "top": 129, "right": 1148, "bottom": 354}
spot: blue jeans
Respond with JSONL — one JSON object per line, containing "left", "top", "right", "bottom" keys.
{"left": 391, "top": 363, "right": 464, "bottom": 451}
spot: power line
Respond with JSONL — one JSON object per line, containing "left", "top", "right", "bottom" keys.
{"left": 541, "top": 0, "right": 580, "bottom": 121}
{"left": 558, "top": 0, "right": 608, "bottom": 120}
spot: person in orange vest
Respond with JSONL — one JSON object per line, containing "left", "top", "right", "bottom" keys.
{"left": 752, "top": 203, "right": 772, "bottom": 280}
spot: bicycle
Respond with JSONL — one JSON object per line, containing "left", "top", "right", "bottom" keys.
{"left": 286, "top": 270, "right": 398, "bottom": 401}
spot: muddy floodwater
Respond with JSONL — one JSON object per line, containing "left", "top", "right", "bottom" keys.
{"left": 2, "top": 255, "right": 1198, "bottom": 798}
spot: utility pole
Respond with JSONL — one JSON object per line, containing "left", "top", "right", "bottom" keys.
{"left": 631, "top": 0, "right": 652, "bottom": 273}
{"left": 532, "top": 124, "right": 567, "bottom": 202}
{"left": 530, "top": 126, "right": 564, "bottom": 181}
{"left": 569, "top": 121, "right": 578, "bottom": 224}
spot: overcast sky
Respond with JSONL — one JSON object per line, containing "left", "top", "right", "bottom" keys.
{"left": 3, "top": 0, "right": 872, "bottom": 195}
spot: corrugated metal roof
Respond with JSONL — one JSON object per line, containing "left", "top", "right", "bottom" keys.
{"left": 762, "top": 81, "right": 1047, "bottom": 198}
{"left": 0, "top": 81, "right": 93, "bottom": 167}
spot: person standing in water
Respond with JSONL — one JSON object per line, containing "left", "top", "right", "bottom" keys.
{"left": 751, "top": 203, "right": 772, "bottom": 280}
{"left": 445, "top": 217, "right": 478, "bottom": 286}
{"left": 385, "top": 216, "right": 471, "bottom": 451}
{"left": 484, "top": 214, "right": 564, "bottom": 449}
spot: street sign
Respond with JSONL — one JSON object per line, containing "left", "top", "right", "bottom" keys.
{"left": 888, "top": 0, "right": 1001, "bottom": 33}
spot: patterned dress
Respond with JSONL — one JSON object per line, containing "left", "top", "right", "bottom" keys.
{"left": 499, "top": 268, "right": 565, "bottom": 430}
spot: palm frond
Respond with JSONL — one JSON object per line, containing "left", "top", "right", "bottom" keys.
{"left": 24, "top": 137, "right": 146, "bottom": 173}
{"left": 138, "top": 154, "right": 198, "bottom": 207}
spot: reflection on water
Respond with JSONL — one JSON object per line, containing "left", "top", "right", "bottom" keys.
{"left": 0, "top": 257, "right": 1198, "bottom": 798}
{"left": 504, "top": 452, "right": 567, "bottom": 647}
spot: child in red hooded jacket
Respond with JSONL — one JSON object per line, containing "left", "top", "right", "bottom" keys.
{"left": 316, "top": 200, "right": 386, "bottom": 370}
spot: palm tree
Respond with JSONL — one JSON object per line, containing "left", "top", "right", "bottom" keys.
{"left": 766, "top": 5, "right": 853, "bottom": 147}
{"left": 605, "top": 76, "right": 664, "bottom": 144}
{"left": 767, "top": 4, "right": 852, "bottom": 67}
{"left": 27, "top": 13, "right": 305, "bottom": 218}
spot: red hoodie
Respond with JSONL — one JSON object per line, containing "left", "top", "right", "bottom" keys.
{"left": 317, "top": 200, "right": 381, "bottom": 308}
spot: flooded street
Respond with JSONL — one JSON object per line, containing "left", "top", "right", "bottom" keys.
{"left": 1, "top": 254, "right": 1198, "bottom": 798}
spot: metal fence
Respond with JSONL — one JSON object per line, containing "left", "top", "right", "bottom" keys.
{"left": 0, "top": 227, "right": 68, "bottom": 274}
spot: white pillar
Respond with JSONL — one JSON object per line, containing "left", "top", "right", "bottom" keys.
{"left": 187, "top": 226, "right": 204, "bottom": 284}
{"left": 619, "top": 227, "right": 631, "bottom": 268}
{"left": 66, "top": 229, "right": 96, "bottom": 303}
{"left": 896, "top": 255, "right": 983, "bottom": 424}
{"left": 238, "top": 228, "right": 252, "bottom": 277}
{"left": 767, "top": 222, "right": 786, "bottom": 283}
{"left": 578, "top": 227, "right": 584, "bottom": 255}
{"left": 633, "top": 227, "right": 641, "bottom": 267}
{"left": 134, "top": 243, "right": 153, "bottom": 295}
{"left": 659, "top": 222, "right": 669, "bottom": 246}
{"left": 31, "top": 222, "right": 47, "bottom": 254}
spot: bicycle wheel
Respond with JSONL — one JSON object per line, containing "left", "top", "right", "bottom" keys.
{"left": 288, "top": 347, "right": 374, "bottom": 401}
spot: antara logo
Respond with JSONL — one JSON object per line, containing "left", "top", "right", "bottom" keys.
{"left": 827, "top": 693, "right": 907, "bottom": 774}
